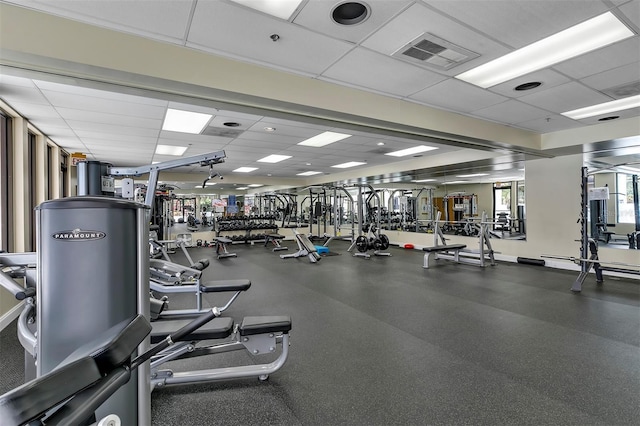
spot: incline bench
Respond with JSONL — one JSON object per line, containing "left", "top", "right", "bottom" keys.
{"left": 280, "top": 230, "right": 321, "bottom": 263}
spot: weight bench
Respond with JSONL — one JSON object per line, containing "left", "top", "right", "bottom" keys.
{"left": 422, "top": 244, "right": 467, "bottom": 269}
{"left": 280, "top": 231, "right": 321, "bottom": 263}
{"left": 149, "top": 315, "right": 292, "bottom": 388}
{"left": 213, "top": 236, "right": 237, "bottom": 259}
{"left": 264, "top": 233, "right": 288, "bottom": 252}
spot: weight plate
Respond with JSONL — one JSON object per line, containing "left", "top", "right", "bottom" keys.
{"left": 379, "top": 234, "right": 389, "bottom": 250}
{"left": 356, "top": 236, "right": 368, "bottom": 253}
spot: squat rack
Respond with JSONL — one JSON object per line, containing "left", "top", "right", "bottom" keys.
{"left": 543, "top": 166, "right": 640, "bottom": 292}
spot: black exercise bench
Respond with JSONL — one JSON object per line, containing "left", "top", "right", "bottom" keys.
{"left": 264, "top": 233, "right": 288, "bottom": 252}
{"left": 422, "top": 244, "right": 467, "bottom": 269}
{"left": 213, "top": 236, "right": 237, "bottom": 259}
{"left": 149, "top": 315, "right": 292, "bottom": 388}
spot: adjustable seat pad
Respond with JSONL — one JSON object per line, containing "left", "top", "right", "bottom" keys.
{"left": 214, "top": 237, "right": 232, "bottom": 243}
{"left": 266, "top": 234, "right": 284, "bottom": 239}
{"left": 151, "top": 317, "right": 234, "bottom": 344}
{"left": 239, "top": 316, "right": 292, "bottom": 336}
{"left": 0, "top": 315, "right": 151, "bottom": 425}
{"left": 201, "top": 279, "right": 251, "bottom": 293}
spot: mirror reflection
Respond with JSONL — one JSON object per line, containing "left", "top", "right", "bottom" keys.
{"left": 588, "top": 170, "right": 639, "bottom": 250}
{"left": 164, "top": 166, "right": 528, "bottom": 246}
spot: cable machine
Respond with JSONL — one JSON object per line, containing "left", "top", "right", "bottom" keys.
{"left": 347, "top": 184, "right": 390, "bottom": 258}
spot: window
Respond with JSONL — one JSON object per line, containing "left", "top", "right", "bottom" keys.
{"left": 28, "top": 132, "right": 37, "bottom": 250}
{"left": 47, "top": 145, "right": 53, "bottom": 200}
{"left": 60, "top": 152, "right": 68, "bottom": 197}
{"left": 0, "top": 111, "right": 13, "bottom": 251}
{"left": 617, "top": 173, "right": 636, "bottom": 224}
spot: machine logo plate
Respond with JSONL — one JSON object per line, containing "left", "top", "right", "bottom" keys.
{"left": 52, "top": 228, "right": 106, "bottom": 241}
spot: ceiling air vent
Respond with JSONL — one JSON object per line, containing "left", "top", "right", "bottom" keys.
{"left": 601, "top": 80, "right": 640, "bottom": 99}
{"left": 200, "top": 126, "right": 245, "bottom": 138}
{"left": 392, "top": 33, "right": 479, "bottom": 71}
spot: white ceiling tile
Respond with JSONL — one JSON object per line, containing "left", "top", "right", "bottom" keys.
{"left": 619, "top": 1, "right": 640, "bottom": 28}
{"left": 320, "top": 47, "right": 447, "bottom": 97}
{"left": 512, "top": 114, "right": 583, "bottom": 133}
{"left": 427, "top": 1, "right": 609, "bottom": 49}
{"left": 0, "top": 74, "right": 36, "bottom": 87}
{"left": 580, "top": 63, "right": 640, "bottom": 91}
{"left": 0, "top": 86, "right": 50, "bottom": 105}
{"left": 41, "top": 91, "right": 167, "bottom": 119}
{"left": 66, "top": 120, "right": 160, "bottom": 137}
{"left": 55, "top": 107, "right": 162, "bottom": 129}
{"left": 517, "top": 81, "right": 613, "bottom": 113}
{"left": 472, "top": 100, "right": 551, "bottom": 124}
{"left": 293, "top": 0, "right": 412, "bottom": 44}
{"left": 552, "top": 37, "right": 640, "bottom": 79}
{"left": 187, "top": 1, "right": 353, "bottom": 75}
{"left": 487, "top": 70, "right": 572, "bottom": 98}
{"left": 18, "top": 0, "right": 195, "bottom": 42}
{"left": 3, "top": 102, "right": 59, "bottom": 119}
{"left": 75, "top": 131, "right": 158, "bottom": 144}
{"left": 362, "top": 2, "right": 509, "bottom": 75}
{"left": 409, "top": 78, "right": 507, "bottom": 112}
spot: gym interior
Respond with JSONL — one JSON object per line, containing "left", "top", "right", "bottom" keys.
{"left": 0, "top": 1, "right": 639, "bottom": 425}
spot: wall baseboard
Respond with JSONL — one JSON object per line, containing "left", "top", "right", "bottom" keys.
{"left": 0, "top": 301, "right": 24, "bottom": 332}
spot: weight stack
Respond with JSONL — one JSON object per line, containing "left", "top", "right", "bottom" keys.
{"left": 35, "top": 196, "right": 149, "bottom": 424}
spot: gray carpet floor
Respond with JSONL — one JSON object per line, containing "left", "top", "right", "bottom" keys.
{"left": 1, "top": 240, "right": 639, "bottom": 425}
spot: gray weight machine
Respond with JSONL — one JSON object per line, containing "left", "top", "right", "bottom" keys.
{"left": 6, "top": 151, "right": 227, "bottom": 424}
{"left": 347, "top": 184, "right": 391, "bottom": 258}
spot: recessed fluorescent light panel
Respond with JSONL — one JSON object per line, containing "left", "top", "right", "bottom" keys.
{"left": 233, "top": 167, "right": 258, "bottom": 173}
{"left": 229, "top": 0, "right": 304, "bottom": 20}
{"left": 155, "top": 145, "right": 188, "bottom": 156}
{"left": 385, "top": 145, "right": 438, "bottom": 157}
{"left": 248, "top": 184, "right": 264, "bottom": 187}
{"left": 332, "top": 161, "right": 366, "bottom": 169}
{"left": 297, "top": 171, "right": 322, "bottom": 176}
{"left": 162, "top": 108, "right": 212, "bottom": 134}
{"left": 298, "top": 131, "right": 352, "bottom": 147}
{"left": 258, "top": 154, "right": 292, "bottom": 163}
{"left": 205, "top": 182, "right": 217, "bottom": 186}
{"left": 443, "top": 180, "right": 468, "bottom": 184}
{"left": 456, "top": 12, "right": 634, "bottom": 88}
{"left": 561, "top": 95, "right": 640, "bottom": 120}
{"left": 412, "top": 179, "right": 437, "bottom": 182}
{"left": 456, "top": 173, "right": 489, "bottom": 178}
{"left": 236, "top": 187, "right": 249, "bottom": 190}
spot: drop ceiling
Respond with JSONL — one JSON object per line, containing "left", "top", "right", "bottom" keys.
{"left": 0, "top": 0, "right": 639, "bottom": 190}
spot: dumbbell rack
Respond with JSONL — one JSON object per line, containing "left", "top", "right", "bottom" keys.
{"left": 214, "top": 215, "right": 279, "bottom": 243}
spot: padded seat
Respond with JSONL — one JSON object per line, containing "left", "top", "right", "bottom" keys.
{"left": 0, "top": 357, "right": 100, "bottom": 425}
{"left": 214, "top": 237, "right": 232, "bottom": 244}
{"left": 422, "top": 244, "right": 466, "bottom": 253}
{"left": 201, "top": 279, "right": 251, "bottom": 293}
{"left": 266, "top": 234, "right": 284, "bottom": 240}
{"left": 239, "top": 316, "right": 292, "bottom": 336}
{"left": 151, "top": 317, "right": 234, "bottom": 344}
{"left": 0, "top": 315, "right": 151, "bottom": 425}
